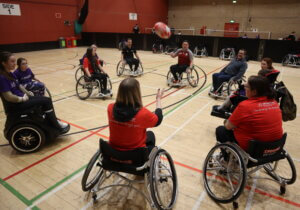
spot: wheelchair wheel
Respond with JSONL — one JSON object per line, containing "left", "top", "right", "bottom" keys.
{"left": 194, "top": 47, "right": 198, "bottom": 55}
{"left": 9, "top": 124, "right": 45, "bottom": 153}
{"left": 263, "top": 151, "right": 296, "bottom": 185}
{"left": 138, "top": 62, "right": 144, "bottom": 75}
{"left": 187, "top": 68, "right": 199, "bottom": 87}
{"left": 106, "top": 77, "right": 113, "bottom": 97}
{"left": 82, "top": 150, "right": 105, "bottom": 191}
{"left": 166, "top": 70, "right": 174, "bottom": 86}
{"left": 282, "top": 55, "right": 289, "bottom": 66}
{"left": 203, "top": 143, "right": 247, "bottom": 203}
{"left": 227, "top": 81, "right": 239, "bottom": 96}
{"left": 149, "top": 149, "right": 178, "bottom": 210}
{"left": 76, "top": 76, "right": 93, "bottom": 100}
{"left": 116, "top": 61, "right": 125, "bottom": 76}
{"left": 44, "top": 87, "right": 52, "bottom": 98}
{"left": 75, "top": 66, "right": 84, "bottom": 81}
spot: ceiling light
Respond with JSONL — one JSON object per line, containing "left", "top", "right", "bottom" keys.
{"left": 233, "top": 0, "right": 237, "bottom": 3}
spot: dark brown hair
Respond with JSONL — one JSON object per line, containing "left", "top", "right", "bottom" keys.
{"left": 116, "top": 78, "right": 142, "bottom": 109}
{"left": 0, "top": 51, "right": 14, "bottom": 80}
{"left": 248, "top": 75, "right": 274, "bottom": 99}
{"left": 17, "top": 57, "right": 26, "bottom": 69}
{"left": 261, "top": 57, "right": 273, "bottom": 70}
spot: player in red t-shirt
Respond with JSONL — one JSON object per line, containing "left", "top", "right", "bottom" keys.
{"left": 169, "top": 40, "right": 193, "bottom": 83}
{"left": 216, "top": 75, "right": 283, "bottom": 151}
{"left": 107, "top": 78, "right": 164, "bottom": 151}
{"left": 83, "top": 47, "right": 109, "bottom": 95}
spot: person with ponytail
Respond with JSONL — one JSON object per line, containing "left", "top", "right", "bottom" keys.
{"left": 0, "top": 51, "right": 69, "bottom": 134}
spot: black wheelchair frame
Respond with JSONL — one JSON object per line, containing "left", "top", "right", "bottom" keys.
{"left": 116, "top": 60, "right": 144, "bottom": 77}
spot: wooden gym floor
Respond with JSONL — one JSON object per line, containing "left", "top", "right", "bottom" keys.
{"left": 0, "top": 47, "right": 299, "bottom": 210}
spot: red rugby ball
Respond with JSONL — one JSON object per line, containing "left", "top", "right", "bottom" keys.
{"left": 154, "top": 22, "right": 171, "bottom": 39}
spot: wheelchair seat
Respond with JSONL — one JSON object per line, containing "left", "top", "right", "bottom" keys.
{"left": 247, "top": 133, "right": 286, "bottom": 167}
{"left": 100, "top": 139, "right": 149, "bottom": 176}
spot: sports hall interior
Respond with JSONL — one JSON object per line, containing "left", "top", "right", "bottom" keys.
{"left": 0, "top": 0, "right": 300, "bottom": 209}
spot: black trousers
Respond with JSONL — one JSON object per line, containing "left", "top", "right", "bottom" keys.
{"left": 170, "top": 64, "right": 189, "bottom": 81}
{"left": 125, "top": 58, "right": 139, "bottom": 71}
{"left": 215, "top": 126, "right": 238, "bottom": 144}
{"left": 146, "top": 131, "right": 156, "bottom": 153}
{"left": 6, "top": 96, "right": 61, "bottom": 130}
{"left": 92, "top": 73, "right": 107, "bottom": 93}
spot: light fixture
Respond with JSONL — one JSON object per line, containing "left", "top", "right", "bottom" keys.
{"left": 233, "top": 0, "right": 237, "bottom": 3}
{"left": 230, "top": 19, "right": 235, "bottom": 23}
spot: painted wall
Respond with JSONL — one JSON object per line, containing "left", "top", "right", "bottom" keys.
{"left": 83, "top": 0, "right": 168, "bottom": 34}
{"left": 0, "top": 0, "right": 78, "bottom": 44}
{"left": 168, "top": 0, "right": 300, "bottom": 39}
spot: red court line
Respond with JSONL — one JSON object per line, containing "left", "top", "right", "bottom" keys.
{"left": 2, "top": 85, "right": 184, "bottom": 181}
{"left": 3, "top": 127, "right": 106, "bottom": 181}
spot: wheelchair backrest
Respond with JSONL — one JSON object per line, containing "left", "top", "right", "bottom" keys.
{"left": 266, "top": 70, "right": 280, "bottom": 84}
{"left": 100, "top": 139, "right": 149, "bottom": 167}
{"left": 247, "top": 133, "right": 286, "bottom": 160}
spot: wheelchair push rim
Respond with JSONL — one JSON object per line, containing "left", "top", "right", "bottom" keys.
{"left": 149, "top": 149, "right": 178, "bottom": 210}
{"left": 9, "top": 124, "right": 45, "bottom": 153}
{"left": 76, "top": 76, "right": 93, "bottom": 100}
{"left": 81, "top": 150, "right": 105, "bottom": 191}
{"left": 203, "top": 143, "right": 247, "bottom": 203}
{"left": 263, "top": 151, "right": 297, "bottom": 185}
{"left": 187, "top": 68, "right": 199, "bottom": 87}
{"left": 75, "top": 66, "right": 84, "bottom": 81}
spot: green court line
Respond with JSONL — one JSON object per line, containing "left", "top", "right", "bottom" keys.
{"left": 30, "top": 164, "right": 87, "bottom": 203}
{"left": 0, "top": 178, "right": 40, "bottom": 210}
{"left": 164, "top": 84, "right": 211, "bottom": 116}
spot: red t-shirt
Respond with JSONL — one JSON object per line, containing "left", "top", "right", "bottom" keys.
{"left": 228, "top": 96, "right": 283, "bottom": 151}
{"left": 83, "top": 57, "right": 100, "bottom": 74}
{"left": 107, "top": 103, "right": 158, "bottom": 151}
{"left": 175, "top": 49, "right": 193, "bottom": 65}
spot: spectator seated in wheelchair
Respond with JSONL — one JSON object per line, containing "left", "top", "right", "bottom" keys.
{"left": 82, "top": 47, "right": 110, "bottom": 96}
{"left": 0, "top": 52, "right": 70, "bottom": 152}
{"left": 215, "top": 75, "right": 283, "bottom": 153}
{"left": 169, "top": 40, "right": 194, "bottom": 84}
{"left": 121, "top": 38, "right": 142, "bottom": 74}
{"left": 210, "top": 49, "right": 247, "bottom": 96}
{"left": 212, "top": 58, "right": 280, "bottom": 119}
{"left": 13, "top": 57, "right": 45, "bottom": 96}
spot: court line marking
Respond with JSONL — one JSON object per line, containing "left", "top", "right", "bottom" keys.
{"left": 191, "top": 189, "right": 207, "bottom": 210}
{"left": 245, "top": 171, "right": 260, "bottom": 210}
{"left": 2, "top": 87, "right": 183, "bottom": 181}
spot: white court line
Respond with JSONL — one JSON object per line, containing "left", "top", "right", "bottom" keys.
{"left": 245, "top": 171, "right": 260, "bottom": 210}
{"left": 162, "top": 123, "right": 179, "bottom": 129}
{"left": 192, "top": 190, "right": 207, "bottom": 210}
{"left": 159, "top": 101, "right": 212, "bottom": 146}
{"left": 26, "top": 170, "right": 84, "bottom": 210}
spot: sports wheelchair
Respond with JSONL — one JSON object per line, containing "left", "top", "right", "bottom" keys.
{"left": 75, "top": 59, "right": 104, "bottom": 81}
{"left": 152, "top": 43, "right": 164, "bottom": 54}
{"left": 0, "top": 95, "right": 69, "bottom": 153}
{"left": 116, "top": 60, "right": 143, "bottom": 77}
{"left": 282, "top": 54, "right": 300, "bottom": 68}
{"left": 76, "top": 75, "right": 113, "bottom": 100}
{"left": 203, "top": 133, "right": 296, "bottom": 208}
{"left": 81, "top": 139, "right": 178, "bottom": 209}
{"left": 209, "top": 76, "right": 246, "bottom": 100}
{"left": 219, "top": 48, "right": 235, "bottom": 60}
{"left": 166, "top": 65, "right": 207, "bottom": 88}
{"left": 193, "top": 45, "right": 208, "bottom": 57}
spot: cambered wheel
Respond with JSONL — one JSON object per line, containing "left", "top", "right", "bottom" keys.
{"left": 76, "top": 76, "right": 93, "bottom": 100}
{"left": 75, "top": 66, "right": 84, "bottom": 81}
{"left": 81, "top": 150, "right": 105, "bottom": 191}
{"left": 203, "top": 143, "right": 247, "bottom": 204}
{"left": 187, "top": 68, "right": 199, "bottom": 87}
{"left": 149, "top": 149, "right": 178, "bottom": 210}
{"left": 263, "top": 151, "right": 296, "bottom": 185}
{"left": 9, "top": 124, "right": 45, "bottom": 153}
{"left": 116, "top": 61, "right": 125, "bottom": 76}
{"left": 166, "top": 71, "right": 174, "bottom": 86}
